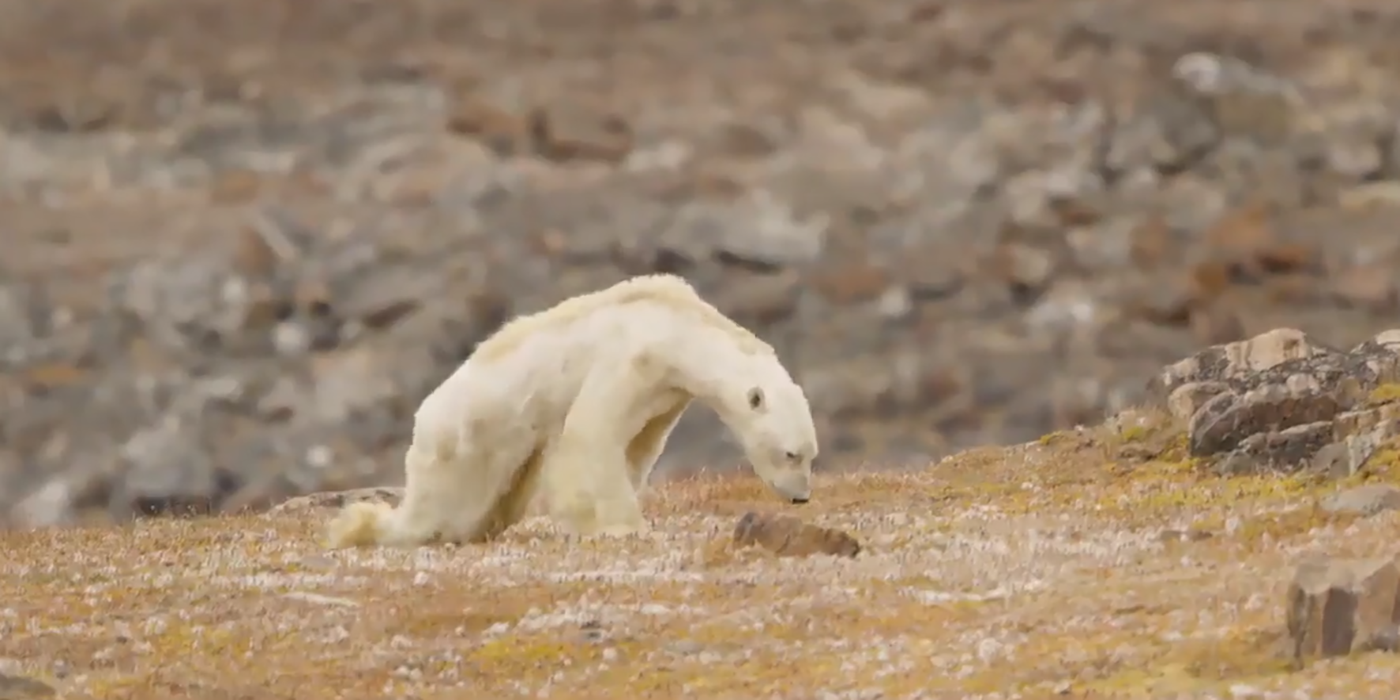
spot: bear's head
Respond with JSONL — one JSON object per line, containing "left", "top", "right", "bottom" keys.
{"left": 720, "top": 371, "right": 819, "bottom": 504}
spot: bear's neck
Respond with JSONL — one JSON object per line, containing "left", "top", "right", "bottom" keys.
{"left": 661, "top": 323, "right": 769, "bottom": 421}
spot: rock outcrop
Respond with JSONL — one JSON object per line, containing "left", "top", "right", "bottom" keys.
{"left": 1147, "top": 328, "right": 1400, "bottom": 477}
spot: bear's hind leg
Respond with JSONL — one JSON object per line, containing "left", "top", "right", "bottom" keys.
{"left": 376, "top": 444, "right": 459, "bottom": 546}
{"left": 472, "top": 446, "right": 547, "bottom": 542}
{"left": 391, "top": 431, "right": 535, "bottom": 546}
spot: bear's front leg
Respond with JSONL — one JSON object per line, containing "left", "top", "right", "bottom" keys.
{"left": 542, "top": 438, "right": 648, "bottom": 538}
{"left": 544, "top": 365, "right": 651, "bottom": 539}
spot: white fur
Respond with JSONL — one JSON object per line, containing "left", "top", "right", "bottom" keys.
{"left": 325, "top": 274, "right": 819, "bottom": 547}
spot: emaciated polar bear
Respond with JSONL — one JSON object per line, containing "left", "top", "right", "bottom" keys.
{"left": 325, "top": 273, "right": 819, "bottom": 547}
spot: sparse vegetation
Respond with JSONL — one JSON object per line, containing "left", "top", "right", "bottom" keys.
{"left": 3, "top": 426, "right": 1399, "bottom": 699}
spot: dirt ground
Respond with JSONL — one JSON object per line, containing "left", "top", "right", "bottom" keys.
{"left": 2, "top": 418, "right": 1398, "bottom": 700}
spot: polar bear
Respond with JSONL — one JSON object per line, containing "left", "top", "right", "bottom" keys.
{"left": 324, "top": 273, "right": 819, "bottom": 547}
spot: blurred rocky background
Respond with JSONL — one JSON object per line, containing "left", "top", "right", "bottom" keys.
{"left": 6, "top": 0, "right": 1400, "bottom": 526}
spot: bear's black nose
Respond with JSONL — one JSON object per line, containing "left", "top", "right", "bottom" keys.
{"left": 790, "top": 496, "right": 809, "bottom": 505}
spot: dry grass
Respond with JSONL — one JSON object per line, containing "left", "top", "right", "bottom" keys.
{"left": 3, "top": 428, "right": 1400, "bottom": 700}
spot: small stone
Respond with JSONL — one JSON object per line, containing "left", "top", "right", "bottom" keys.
{"left": 810, "top": 260, "right": 891, "bottom": 305}
{"left": 272, "top": 321, "right": 313, "bottom": 356}
{"left": 1173, "top": 52, "right": 1300, "bottom": 144}
{"left": 445, "top": 91, "right": 531, "bottom": 155}
{"left": 732, "top": 511, "right": 861, "bottom": 559}
{"left": 531, "top": 104, "right": 632, "bottom": 164}
{"left": 991, "top": 243, "right": 1055, "bottom": 300}
{"left": 336, "top": 264, "right": 432, "bottom": 331}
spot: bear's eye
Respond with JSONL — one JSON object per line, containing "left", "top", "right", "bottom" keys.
{"left": 747, "top": 387, "right": 765, "bottom": 410}
{"left": 784, "top": 450, "right": 800, "bottom": 462}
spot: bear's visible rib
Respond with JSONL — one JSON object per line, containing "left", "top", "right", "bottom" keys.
{"left": 472, "top": 273, "right": 774, "bottom": 363}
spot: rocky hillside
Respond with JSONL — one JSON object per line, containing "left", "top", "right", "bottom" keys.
{"left": 9, "top": 0, "right": 1400, "bottom": 523}
{"left": 3, "top": 328, "right": 1400, "bottom": 699}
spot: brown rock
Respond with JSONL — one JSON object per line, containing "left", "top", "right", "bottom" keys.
{"left": 1255, "top": 242, "right": 1318, "bottom": 275}
{"left": 891, "top": 243, "right": 965, "bottom": 302}
{"left": 19, "top": 361, "right": 88, "bottom": 392}
{"left": 531, "top": 104, "right": 633, "bottom": 164}
{"left": 1286, "top": 554, "right": 1400, "bottom": 661}
{"left": 705, "top": 121, "right": 781, "bottom": 160}
{"left": 990, "top": 243, "right": 1055, "bottom": 299}
{"left": 1188, "top": 259, "right": 1233, "bottom": 305}
{"left": 810, "top": 260, "right": 890, "bottom": 305}
{"left": 335, "top": 264, "right": 436, "bottom": 332}
{"left": 446, "top": 92, "right": 531, "bottom": 155}
{"left": 1174, "top": 52, "right": 1299, "bottom": 144}
{"left": 732, "top": 511, "right": 861, "bottom": 558}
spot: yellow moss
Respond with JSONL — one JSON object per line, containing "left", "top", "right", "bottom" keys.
{"left": 1173, "top": 629, "right": 1294, "bottom": 680}
{"left": 1346, "top": 440, "right": 1400, "bottom": 483}
{"left": 1073, "top": 628, "right": 1291, "bottom": 696}
{"left": 1367, "top": 383, "right": 1400, "bottom": 406}
{"left": 1119, "top": 425, "right": 1151, "bottom": 443}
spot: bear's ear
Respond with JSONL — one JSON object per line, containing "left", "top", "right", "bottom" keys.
{"left": 746, "top": 386, "right": 766, "bottom": 411}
